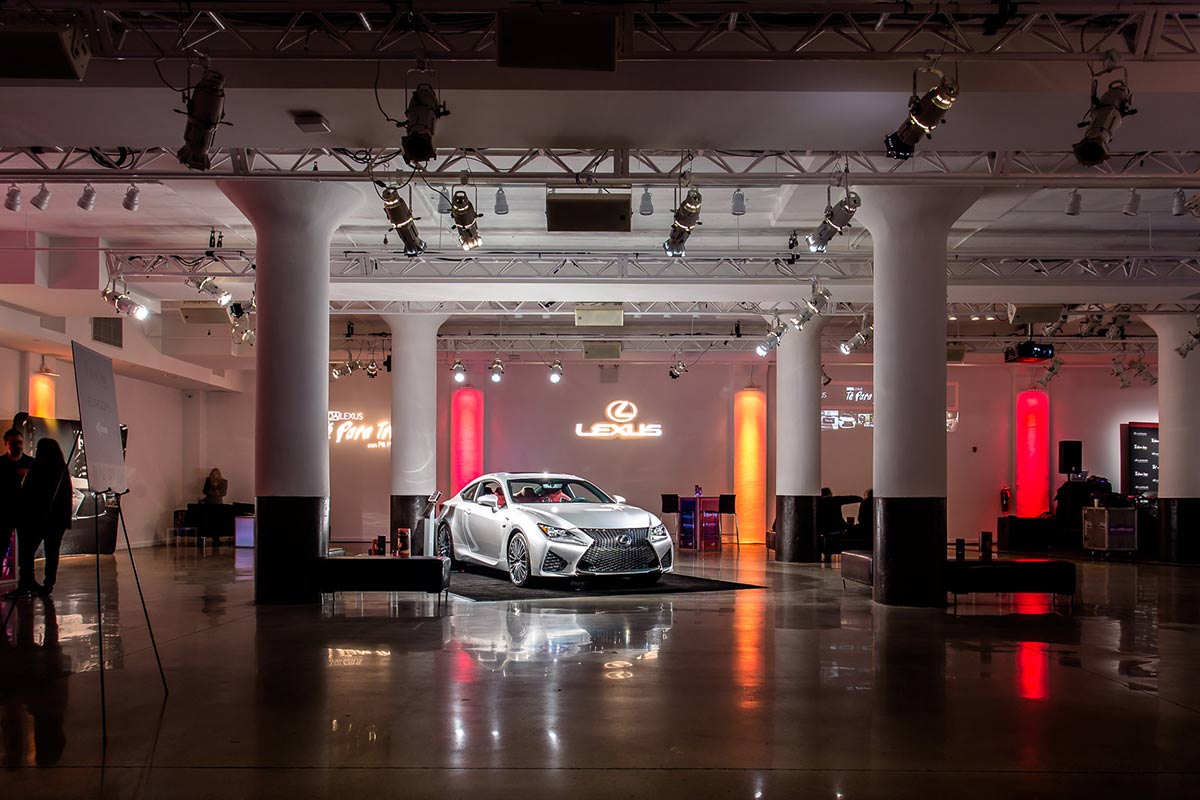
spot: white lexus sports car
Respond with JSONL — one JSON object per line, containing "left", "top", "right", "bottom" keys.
{"left": 435, "top": 472, "right": 674, "bottom": 587}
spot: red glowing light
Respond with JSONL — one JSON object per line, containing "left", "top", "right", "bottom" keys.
{"left": 1014, "top": 390, "right": 1050, "bottom": 518}
{"left": 1017, "top": 642, "right": 1049, "bottom": 700}
{"left": 451, "top": 387, "right": 484, "bottom": 495}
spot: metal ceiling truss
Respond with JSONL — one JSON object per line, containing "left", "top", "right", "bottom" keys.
{"left": 7, "top": 147, "right": 1200, "bottom": 188}
{"left": 21, "top": 3, "right": 1200, "bottom": 64}
{"left": 107, "top": 248, "right": 1200, "bottom": 285}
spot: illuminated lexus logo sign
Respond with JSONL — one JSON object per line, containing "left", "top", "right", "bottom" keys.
{"left": 575, "top": 400, "right": 663, "bottom": 439}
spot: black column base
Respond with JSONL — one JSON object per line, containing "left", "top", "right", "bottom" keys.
{"left": 255, "top": 496, "right": 329, "bottom": 605}
{"left": 873, "top": 496, "right": 947, "bottom": 607}
{"left": 1159, "top": 497, "right": 1200, "bottom": 563}
{"left": 775, "top": 495, "right": 820, "bottom": 562}
{"left": 389, "top": 494, "right": 429, "bottom": 556}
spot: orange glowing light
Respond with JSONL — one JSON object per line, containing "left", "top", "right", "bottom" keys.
{"left": 733, "top": 590, "right": 766, "bottom": 709}
{"left": 28, "top": 373, "right": 55, "bottom": 418}
{"left": 734, "top": 388, "right": 767, "bottom": 542}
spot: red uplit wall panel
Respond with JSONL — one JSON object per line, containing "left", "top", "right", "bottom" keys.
{"left": 1015, "top": 390, "right": 1050, "bottom": 518}
{"left": 451, "top": 387, "right": 484, "bottom": 495}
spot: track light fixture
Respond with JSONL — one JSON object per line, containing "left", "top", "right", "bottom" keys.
{"left": 549, "top": 360, "right": 564, "bottom": 384}
{"left": 1111, "top": 356, "right": 1133, "bottom": 388}
{"left": 493, "top": 187, "right": 509, "bottom": 216}
{"left": 1177, "top": 320, "right": 1200, "bottom": 358}
{"left": 1122, "top": 188, "right": 1141, "bottom": 216}
{"left": 177, "top": 67, "right": 226, "bottom": 171}
{"left": 663, "top": 188, "right": 702, "bottom": 257}
{"left": 788, "top": 285, "right": 833, "bottom": 331}
{"left": 806, "top": 187, "right": 861, "bottom": 253}
{"left": 1106, "top": 314, "right": 1129, "bottom": 340}
{"left": 839, "top": 324, "right": 874, "bottom": 356}
{"left": 1065, "top": 189, "right": 1082, "bottom": 216}
{"left": 101, "top": 284, "right": 149, "bottom": 321}
{"left": 450, "top": 190, "right": 482, "bottom": 251}
{"left": 668, "top": 360, "right": 687, "bottom": 380}
{"left": 885, "top": 67, "right": 958, "bottom": 160}
{"left": 755, "top": 319, "right": 788, "bottom": 358}
{"left": 381, "top": 186, "right": 426, "bottom": 256}
{"left": 122, "top": 184, "right": 140, "bottom": 212}
{"left": 1126, "top": 353, "right": 1157, "bottom": 385}
{"left": 730, "top": 188, "right": 746, "bottom": 216}
{"left": 187, "top": 276, "right": 232, "bottom": 307}
{"left": 37, "top": 356, "right": 59, "bottom": 378}
{"left": 401, "top": 83, "right": 449, "bottom": 167}
{"left": 1073, "top": 60, "right": 1136, "bottom": 167}
{"left": 1079, "top": 315, "right": 1103, "bottom": 336}
{"left": 1173, "top": 188, "right": 1188, "bottom": 217}
{"left": 489, "top": 357, "right": 504, "bottom": 383}
{"left": 4, "top": 184, "right": 21, "bottom": 212}
{"left": 638, "top": 187, "right": 654, "bottom": 216}
{"left": 450, "top": 358, "right": 467, "bottom": 383}
{"left": 366, "top": 358, "right": 379, "bottom": 379}
{"left": 1042, "top": 317, "right": 1067, "bottom": 337}
{"left": 821, "top": 366, "right": 832, "bottom": 387}
{"left": 30, "top": 184, "right": 51, "bottom": 211}
{"left": 1036, "top": 355, "right": 1064, "bottom": 387}
{"left": 77, "top": 183, "right": 96, "bottom": 212}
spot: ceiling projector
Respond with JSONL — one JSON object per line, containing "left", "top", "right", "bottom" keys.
{"left": 1005, "top": 340, "right": 1055, "bottom": 363}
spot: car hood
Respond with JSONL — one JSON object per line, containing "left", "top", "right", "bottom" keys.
{"left": 515, "top": 503, "right": 661, "bottom": 532}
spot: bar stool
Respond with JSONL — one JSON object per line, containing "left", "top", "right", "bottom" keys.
{"left": 718, "top": 494, "right": 740, "bottom": 548}
{"left": 661, "top": 494, "right": 680, "bottom": 543}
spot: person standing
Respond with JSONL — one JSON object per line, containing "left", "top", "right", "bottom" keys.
{"left": 1, "top": 429, "right": 35, "bottom": 599}
{"left": 13, "top": 438, "right": 72, "bottom": 597}
{"left": 201, "top": 468, "right": 227, "bottom": 504}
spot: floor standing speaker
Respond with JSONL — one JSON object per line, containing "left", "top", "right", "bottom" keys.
{"left": 1059, "top": 440, "right": 1082, "bottom": 474}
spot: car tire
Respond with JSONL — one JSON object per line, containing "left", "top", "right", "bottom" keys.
{"left": 506, "top": 532, "right": 533, "bottom": 588}
{"left": 435, "top": 523, "right": 459, "bottom": 569}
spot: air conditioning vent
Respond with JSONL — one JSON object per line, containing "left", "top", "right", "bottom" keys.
{"left": 584, "top": 341, "right": 622, "bottom": 360}
{"left": 179, "top": 304, "right": 233, "bottom": 325}
{"left": 575, "top": 303, "right": 624, "bottom": 327}
{"left": 92, "top": 317, "right": 123, "bottom": 348}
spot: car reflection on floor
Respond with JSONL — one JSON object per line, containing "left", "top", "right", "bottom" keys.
{"left": 450, "top": 600, "right": 674, "bottom": 672}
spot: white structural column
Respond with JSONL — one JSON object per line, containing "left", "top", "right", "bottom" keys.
{"left": 856, "top": 186, "right": 982, "bottom": 606}
{"left": 219, "top": 180, "right": 364, "bottom": 604}
{"left": 386, "top": 314, "right": 448, "bottom": 554}
{"left": 1143, "top": 315, "right": 1200, "bottom": 561}
{"left": 774, "top": 316, "right": 826, "bottom": 561}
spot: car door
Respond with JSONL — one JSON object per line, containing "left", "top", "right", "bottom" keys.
{"left": 450, "top": 482, "right": 485, "bottom": 559}
{"left": 467, "top": 480, "right": 510, "bottom": 564}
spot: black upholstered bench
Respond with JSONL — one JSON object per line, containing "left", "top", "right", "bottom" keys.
{"left": 841, "top": 549, "right": 873, "bottom": 590}
{"left": 317, "top": 556, "right": 451, "bottom": 597}
{"left": 943, "top": 558, "right": 1076, "bottom": 610}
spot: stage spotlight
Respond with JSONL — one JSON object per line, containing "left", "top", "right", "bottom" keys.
{"left": 330, "top": 364, "right": 343, "bottom": 381}
{"left": 450, "top": 358, "right": 467, "bottom": 383}
{"left": 639, "top": 188, "right": 654, "bottom": 216}
{"left": 663, "top": 188, "right": 702, "bottom": 257}
{"left": 77, "top": 183, "right": 96, "bottom": 212}
{"left": 1042, "top": 317, "right": 1066, "bottom": 337}
{"left": 1127, "top": 354, "right": 1157, "bottom": 385}
{"left": 806, "top": 191, "right": 861, "bottom": 253}
{"left": 1111, "top": 356, "right": 1133, "bottom": 388}
{"left": 1173, "top": 188, "right": 1188, "bottom": 217}
{"left": 838, "top": 324, "right": 874, "bottom": 356}
{"left": 187, "top": 276, "right": 232, "bottom": 306}
{"left": 1065, "top": 189, "right": 1082, "bottom": 216}
{"left": 30, "top": 184, "right": 51, "bottom": 211}
{"left": 668, "top": 360, "right": 687, "bottom": 380}
{"left": 122, "top": 184, "right": 140, "bottom": 212}
{"left": 450, "top": 191, "right": 482, "bottom": 251}
{"left": 101, "top": 286, "right": 149, "bottom": 321}
{"left": 948, "top": 313, "right": 958, "bottom": 321}
{"left": 821, "top": 366, "right": 832, "bottom": 387}
{"left": 239, "top": 328, "right": 256, "bottom": 345}
{"left": 177, "top": 67, "right": 226, "bottom": 171}
{"left": 884, "top": 71, "right": 957, "bottom": 160}
{"left": 1177, "top": 322, "right": 1200, "bottom": 358}
{"left": 1073, "top": 74, "right": 1135, "bottom": 167}
{"left": 731, "top": 188, "right": 746, "bottom": 216}
{"left": 1106, "top": 314, "right": 1129, "bottom": 340}
{"left": 788, "top": 286, "right": 833, "bottom": 331}
{"left": 755, "top": 319, "right": 788, "bottom": 357}
{"left": 401, "top": 83, "right": 449, "bottom": 167}
{"left": 494, "top": 187, "right": 509, "bottom": 216}
{"left": 1122, "top": 188, "right": 1141, "bottom": 216}
{"left": 366, "top": 359, "right": 380, "bottom": 379}
{"left": 489, "top": 358, "right": 504, "bottom": 383}
{"left": 1036, "top": 355, "right": 1064, "bottom": 388}
{"left": 4, "top": 185, "right": 19, "bottom": 212}
{"left": 381, "top": 187, "right": 426, "bottom": 256}
{"left": 1079, "top": 315, "right": 1103, "bottom": 336}
{"left": 549, "top": 360, "right": 564, "bottom": 384}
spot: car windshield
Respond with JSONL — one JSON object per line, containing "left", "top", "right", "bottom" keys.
{"left": 507, "top": 478, "right": 613, "bottom": 504}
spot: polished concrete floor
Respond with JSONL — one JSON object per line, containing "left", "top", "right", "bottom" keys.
{"left": 3, "top": 543, "right": 1200, "bottom": 799}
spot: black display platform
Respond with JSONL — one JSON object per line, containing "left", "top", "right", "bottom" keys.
{"left": 447, "top": 567, "right": 762, "bottom": 602}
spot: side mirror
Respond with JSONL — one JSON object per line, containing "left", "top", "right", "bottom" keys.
{"left": 476, "top": 494, "right": 499, "bottom": 510}
{"left": 613, "top": 495, "right": 626, "bottom": 505}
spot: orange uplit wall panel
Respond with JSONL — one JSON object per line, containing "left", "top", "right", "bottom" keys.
{"left": 28, "top": 373, "right": 55, "bottom": 418}
{"left": 733, "top": 388, "right": 767, "bottom": 542}
{"left": 1015, "top": 390, "right": 1050, "bottom": 518}
{"left": 450, "top": 387, "right": 484, "bottom": 495}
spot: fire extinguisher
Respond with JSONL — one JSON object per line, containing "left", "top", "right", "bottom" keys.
{"left": 1000, "top": 485, "right": 1011, "bottom": 513}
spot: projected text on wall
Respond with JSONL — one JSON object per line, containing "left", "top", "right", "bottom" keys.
{"left": 328, "top": 410, "right": 391, "bottom": 448}
{"left": 820, "top": 382, "right": 961, "bottom": 432}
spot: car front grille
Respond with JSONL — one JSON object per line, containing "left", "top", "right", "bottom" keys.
{"left": 577, "top": 528, "right": 660, "bottom": 574}
{"left": 542, "top": 550, "right": 568, "bottom": 573}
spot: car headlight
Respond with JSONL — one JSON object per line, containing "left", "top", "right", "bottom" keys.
{"left": 649, "top": 524, "right": 670, "bottom": 542}
{"left": 537, "top": 523, "right": 586, "bottom": 544}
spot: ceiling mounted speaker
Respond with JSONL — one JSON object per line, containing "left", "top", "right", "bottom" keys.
{"left": 0, "top": 21, "right": 91, "bottom": 79}
{"left": 546, "top": 193, "right": 631, "bottom": 232}
{"left": 946, "top": 342, "right": 968, "bottom": 362}
{"left": 575, "top": 303, "right": 624, "bottom": 327}
{"left": 497, "top": 11, "right": 618, "bottom": 71}
{"left": 583, "top": 341, "right": 622, "bottom": 360}
{"left": 1007, "top": 304, "right": 1066, "bottom": 325}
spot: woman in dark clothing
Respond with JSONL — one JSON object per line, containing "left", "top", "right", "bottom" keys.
{"left": 16, "top": 438, "right": 72, "bottom": 596}
{"left": 202, "top": 468, "right": 226, "bottom": 504}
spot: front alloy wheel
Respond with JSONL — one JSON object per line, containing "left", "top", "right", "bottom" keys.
{"left": 435, "top": 523, "right": 458, "bottom": 568}
{"left": 507, "top": 532, "right": 532, "bottom": 587}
